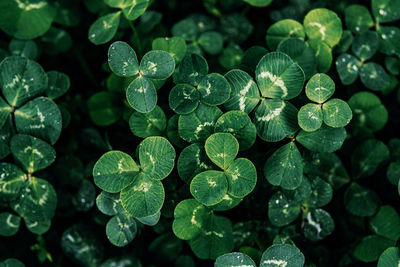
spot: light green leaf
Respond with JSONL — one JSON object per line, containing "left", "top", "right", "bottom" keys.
{"left": 0, "top": 212, "right": 20, "bottom": 236}
{"left": 304, "top": 8, "right": 342, "bottom": 47}
{"left": 0, "top": 163, "right": 26, "bottom": 201}
{"left": 138, "top": 136, "right": 175, "bottom": 180}
{"left": 302, "top": 209, "right": 334, "bottom": 241}
{"left": 10, "top": 134, "right": 55, "bottom": 174}
{"left": 205, "top": 133, "right": 238, "bottom": 170}
{"left": 198, "top": 31, "right": 223, "bottom": 55}
{"left": 305, "top": 73, "right": 335, "bottom": 104}
{"left": 298, "top": 103, "right": 323, "bottom": 132}
{"left": 140, "top": 50, "right": 175, "bottom": 80}
{"left": 14, "top": 97, "right": 62, "bottom": 145}
{"left": 296, "top": 125, "right": 347, "bottom": 153}
{"left": 254, "top": 99, "right": 299, "bottom": 142}
{"left": 345, "top": 5, "right": 374, "bottom": 33}
{"left": 360, "top": 62, "right": 390, "bottom": 91}
{"left": 370, "top": 206, "right": 400, "bottom": 241}
{"left": 351, "top": 139, "right": 389, "bottom": 179}
{"left": 197, "top": 73, "right": 231, "bottom": 106}
{"left": 92, "top": 151, "right": 139, "bottom": 193}
{"left": 126, "top": 76, "right": 157, "bottom": 113}
{"left": 173, "top": 199, "right": 209, "bottom": 240}
{"left": 169, "top": 84, "right": 200, "bottom": 115}
{"left": 88, "top": 12, "right": 121, "bottom": 45}
{"left": 108, "top": 41, "right": 139, "bottom": 77}
{"left": 214, "top": 110, "right": 257, "bottom": 151}
{"left": 260, "top": 244, "right": 305, "bottom": 267}
{"left": 335, "top": 53, "right": 361, "bottom": 85}
{"left": 129, "top": 105, "right": 166, "bottom": 138}
{"left": 322, "top": 98, "right": 352, "bottom": 128}
{"left": 190, "top": 170, "right": 228, "bottom": 206}
{"left": 120, "top": 173, "right": 164, "bottom": 218}
{"left": 255, "top": 52, "right": 305, "bottom": 100}
{"left": 223, "top": 69, "right": 260, "bottom": 114}
{"left": 178, "top": 104, "right": 222, "bottom": 143}
{"left": 264, "top": 142, "right": 303, "bottom": 190}
{"left": 266, "top": 19, "right": 305, "bottom": 51}
{"left": 0, "top": 0, "right": 56, "bottom": 39}
{"left": 344, "top": 183, "right": 380, "bottom": 217}
{"left": 152, "top": 36, "right": 187, "bottom": 63}
{"left": 0, "top": 56, "right": 47, "bottom": 107}
{"left": 106, "top": 213, "right": 137, "bottom": 247}
{"left": 209, "top": 194, "right": 242, "bottom": 211}
{"left": 243, "top": 0, "right": 272, "bottom": 7}
{"left": 372, "top": 0, "right": 400, "bottom": 23}
{"left": 215, "top": 252, "right": 256, "bottom": 267}
{"left": 225, "top": 158, "right": 257, "bottom": 198}
{"left": 178, "top": 143, "right": 213, "bottom": 184}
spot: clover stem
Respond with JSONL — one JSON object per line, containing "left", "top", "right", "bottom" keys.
{"left": 129, "top": 21, "right": 143, "bottom": 58}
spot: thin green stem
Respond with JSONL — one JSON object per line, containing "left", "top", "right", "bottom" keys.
{"left": 128, "top": 20, "right": 143, "bottom": 58}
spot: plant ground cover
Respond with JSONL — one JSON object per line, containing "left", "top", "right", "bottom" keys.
{"left": 1, "top": 0, "right": 400, "bottom": 266}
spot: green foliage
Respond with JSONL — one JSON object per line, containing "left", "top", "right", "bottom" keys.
{"left": 1, "top": 0, "right": 400, "bottom": 266}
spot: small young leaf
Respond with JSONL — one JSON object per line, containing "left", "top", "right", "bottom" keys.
{"left": 129, "top": 105, "right": 166, "bottom": 138}
{"left": 205, "top": 133, "right": 239, "bottom": 170}
{"left": 322, "top": 98, "right": 353, "bottom": 128}
{"left": 298, "top": 103, "right": 323, "bottom": 132}
{"left": 260, "top": 244, "right": 305, "bottom": 267}
{"left": 46, "top": 71, "right": 70, "bottom": 100}
{"left": 305, "top": 73, "right": 335, "bottom": 104}
{"left": 264, "top": 142, "right": 303, "bottom": 190}
{"left": 304, "top": 8, "right": 342, "bottom": 47}
{"left": 108, "top": 41, "right": 139, "bottom": 77}
{"left": 88, "top": 12, "right": 121, "bottom": 45}
{"left": 140, "top": 50, "right": 175, "bottom": 80}
{"left": 106, "top": 213, "right": 137, "bottom": 247}
{"left": 121, "top": 0, "right": 149, "bottom": 20}
{"left": 92, "top": 151, "right": 139, "bottom": 193}
{"left": 126, "top": 76, "right": 157, "bottom": 113}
